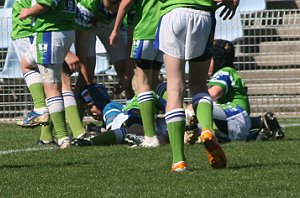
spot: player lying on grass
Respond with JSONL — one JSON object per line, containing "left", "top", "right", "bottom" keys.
{"left": 71, "top": 80, "right": 169, "bottom": 146}
{"left": 183, "top": 39, "right": 285, "bottom": 144}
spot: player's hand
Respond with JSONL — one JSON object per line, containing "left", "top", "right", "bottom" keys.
{"left": 109, "top": 30, "right": 119, "bottom": 47}
{"left": 20, "top": 8, "right": 30, "bottom": 20}
{"left": 217, "top": 0, "right": 239, "bottom": 20}
{"left": 64, "top": 51, "right": 82, "bottom": 74}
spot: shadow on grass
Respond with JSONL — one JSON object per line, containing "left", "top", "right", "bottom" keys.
{"left": 229, "top": 161, "right": 300, "bottom": 170}
{"left": 0, "top": 161, "right": 90, "bottom": 170}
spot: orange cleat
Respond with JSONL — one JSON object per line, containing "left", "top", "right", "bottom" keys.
{"left": 171, "top": 161, "right": 189, "bottom": 172}
{"left": 200, "top": 129, "right": 227, "bottom": 169}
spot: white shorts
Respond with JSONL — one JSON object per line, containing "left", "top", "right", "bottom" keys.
{"left": 27, "top": 30, "right": 75, "bottom": 65}
{"left": 91, "top": 21, "right": 127, "bottom": 63}
{"left": 24, "top": 30, "right": 75, "bottom": 82}
{"left": 131, "top": 40, "right": 163, "bottom": 62}
{"left": 157, "top": 8, "right": 213, "bottom": 60}
{"left": 12, "top": 36, "right": 34, "bottom": 62}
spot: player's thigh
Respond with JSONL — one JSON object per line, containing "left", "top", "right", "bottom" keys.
{"left": 12, "top": 36, "right": 33, "bottom": 62}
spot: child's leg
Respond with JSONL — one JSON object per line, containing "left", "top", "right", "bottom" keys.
{"left": 38, "top": 122, "right": 55, "bottom": 145}
{"left": 189, "top": 60, "right": 227, "bottom": 169}
{"left": 23, "top": 70, "right": 47, "bottom": 113}
{"left": 135, "top": 66, "right": 159, "bottom": 147}
{"left": 61, "top": 72, "right": 86, "bottom": 138}
{"left": 37, "top": 63, "right": 69, "bottom": 148}
{"left": 43, "top": 81, "right": 69, "bottom": 147}
{"left": 164, "top": 54, "right": 186, "bottom": 165}
{"left": 90, "top": 128, "right": 127, "bottom": 145}
{"left": 17, "top": 56, "right": 49, "bottom": 127}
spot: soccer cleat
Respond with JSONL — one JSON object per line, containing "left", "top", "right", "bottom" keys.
{"left": 58, "top": 138, "right": 71, "bottom": 149}
{"left": 171, "top": 161, "right": 189, "bottom": 172}
{"left": 17, "top": 111, "right": 49, "bottom": 127}
{"left": 255, "top": 128, "right": 271, "bottom": 141}
{"left": 261, "top": 112, "right": 285, "bottom": 140}
{"left": 124, "top": 134, "right": 144, "bottom": 146}
{"left": 85, "top": 123, "right": 107, "bottom": 135}
{"left": 200, "top": 129, "right": 227, "bottom": 169}
{"left": 37, "top": 140, "right": 57, "bottom": 146}
{"left": 76, "top": 131, "right": 92, "bottom": 140}
{"left": 71, "top": 138, "right": 93, "bottom": 146}
{"left": 140, "top": 136, "right": 160, "bottom": 148}
{"left": 71, "top": 132, "right": 93, "bottom": 146}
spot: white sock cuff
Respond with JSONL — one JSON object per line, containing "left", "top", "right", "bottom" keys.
{"left": 62, "top": 91, "right": 77, "bottom": 107}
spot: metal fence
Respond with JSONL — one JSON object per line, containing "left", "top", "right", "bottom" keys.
{"left": 1, "top": 9, "right": 300, "bottom": 121}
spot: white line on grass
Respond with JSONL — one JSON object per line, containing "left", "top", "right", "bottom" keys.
{"left": 0, "top": 146, "right": 57, "bottom": 155}
{"left": 281, "top": 123, "right": 300, "bottom": 127}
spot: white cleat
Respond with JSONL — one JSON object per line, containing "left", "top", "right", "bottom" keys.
{"left": 58, "top": 137, "right": 71, "bottom": 149}
{"left": 140, "top": 136, "right": 160, "bottom": 148}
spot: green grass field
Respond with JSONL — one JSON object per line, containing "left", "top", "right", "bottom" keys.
{"left": 0, "top": 119, "right": 299, "bottom": 197}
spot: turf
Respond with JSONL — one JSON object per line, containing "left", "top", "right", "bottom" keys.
{"left": 0, "top": 120, "right": 299, "bottom": 197}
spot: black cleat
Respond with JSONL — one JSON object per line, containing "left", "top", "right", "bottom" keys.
{"left": 261, "top": 112, "right": 285, "bottom": 140}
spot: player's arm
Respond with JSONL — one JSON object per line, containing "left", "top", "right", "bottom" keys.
{"left": 109, "top": 0, "right": 133, "bottom": 47}
{"left": 215, "top": 0, "right": 239, "bottom": 20}
{"left": 208, "top": 85, "right": 224, "bottom": 101}
{"left": 19, "top": 3, "right": 50, "bottom": 20}
{"left": 63, "top": 51, "right": 82, "bottom": 75}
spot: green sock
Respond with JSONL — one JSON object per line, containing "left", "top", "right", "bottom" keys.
{"left": 90, "top": 128, "right": 127, "bottom": 145}
{"left": 65, "top": 105, "right": 85, "bottom": 138}
{"left": 167, "top": 121, "right": 186, "bottom": 163}
{"left": 50, "top": 111, "right": 68, "bottom": 140}
{"left": 195, "top": 102, "right": 213, "bottom": 131}
{"left": 39, "top": 122, "right": 54, "bottom": 142}
{"left": 139, "top": 99, "right": 156, "bottom": 137}
{"left": 28, "top": 83, "right": 46, "bottom": 109}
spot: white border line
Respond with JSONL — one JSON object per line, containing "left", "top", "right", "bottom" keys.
{"left": 0, "top": 146, "right": 56, "bottom": 155}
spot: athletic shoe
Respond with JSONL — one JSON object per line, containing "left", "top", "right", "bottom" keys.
{"left": 37, "top": 140, "right": 57, "bottom": 146}
{"left": 261, "top": 112, "right": 285, "bottom": 140}
{"left": 85, "top": 123, "right": 107, "bottom": 134}
{"left": 124, "top": 134, "right": 144, "bottom": 146}
{"left": 255, "top": 128, "right": 271, "bottom": 141}
{"left": 71, "top": 131, "right": 93, "bottom": 146}
{"left": 17, "top": 111, "right": 49, "bottom": 127}
{"left": 71, "top": 138, "right": 93, "bottom": 146}
{"left": 200, "top": 129, "right": 227, "bottom": 169}
{"left": 171, "top": 161, "right": 189, "bottom": 172}
{"left": 58, "top": 138, "right": 71, "bottom": 149}
{"left": 140, "top": 136, "right": 160, "bottom": 148}
{"left": 76, "top": 132, "right": 92, "bottom": 140}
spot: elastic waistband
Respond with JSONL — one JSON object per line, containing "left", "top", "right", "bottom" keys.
{"left": 173, "top": 7, "right": 212, "bottom": 15}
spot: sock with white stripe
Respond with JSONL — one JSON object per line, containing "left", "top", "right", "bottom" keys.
{"left": 62, "top": 91, "right": 85, "bottom": 138}
{"left": 192, "top": 93, "right": 214, "bottom": 131}
{"left": 165, "top": 108, "right": 186, "bottom": 163}
{"left": 46, "top": 96, "right": 68, "bottom": 140}
{"left": 138, "top": 91, "right": 156, "bottom": 137}
{"left": 24, "top": 71, "right": 47, "bottom": 112}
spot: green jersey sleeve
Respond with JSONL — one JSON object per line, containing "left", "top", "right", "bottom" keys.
{"left": 132, "top": 0, "right": 161, "bottom": 40}
{"left": 11, "top": 0, "right": 33, "bottom": 40}
{"left": 208, "top": 67, "right": 250, "bottom": 113}
{"left": 33, "top": 0, "right": 77, "bottom": 32}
